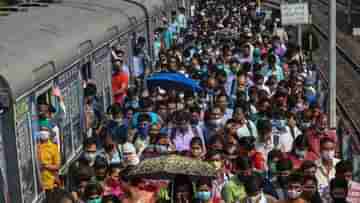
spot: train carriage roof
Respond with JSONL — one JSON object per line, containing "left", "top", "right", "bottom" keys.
{"left": 0, "top": 0, "right": 168, "bottom": 99}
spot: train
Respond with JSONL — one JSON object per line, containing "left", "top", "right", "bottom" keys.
{"left": 0, "top": 0, "right": 186, "bottom": 202}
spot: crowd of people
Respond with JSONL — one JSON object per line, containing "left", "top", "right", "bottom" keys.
{"left": 36, "top": 0, "right": 360, "bottom": 203}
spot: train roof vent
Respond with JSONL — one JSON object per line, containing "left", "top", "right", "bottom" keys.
{"left": 0, "top": 12, "right": 10, "bottom": 16}
{"left": 35, "top": 0, "right": 62, "bottom": 3}
{"left": 18, "top": 3, "right": 49, "bottom": 7}
{"left": 0, "top": 7, "right": 28, "bottom": 12}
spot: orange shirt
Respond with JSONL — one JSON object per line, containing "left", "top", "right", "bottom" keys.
{"left": 112, "top": 71, "right": 129, "bottom": 104}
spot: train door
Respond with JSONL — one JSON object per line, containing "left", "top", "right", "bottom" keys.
{"left": 0, "top": 119, "right": 7, "bottom": 203}
{"left": 131, "top": 23, "right": 149, "bottom": 80}
{"left": 54, "top": 63, "right": 83, "bottom": 190}
{"left": 16, "top": 95, "right": 39, "bottom": 203}
{"left": 55, "top": 64, "right": 83, "bottom": 165}
{"left": 92, "top": 45, "right": 112, "bottom": 112}
{"left": 0, "top": 89, "right": 10, "bottom": 203}
{"left": 80, "top": 62, "right": 92, "bottom": 83}
{"left": 32, "top": 82, "right": 58, "bottom": 201}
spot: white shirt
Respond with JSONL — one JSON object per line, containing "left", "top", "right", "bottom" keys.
{"left": 315, "top": 158, "right": 340, "bottom": 202}
{"left": 278, "top": 126, "right": 302, "bottom": 152}
{"left": 236, "top": 120, "right": 258, "bottom": 139}
{"left": 256, "top": 138, "right": 275, "bottom": 170}
{"left": 132, "top": 56, "right": 144, "bottom": 77}
{"left": 223, "top": 109, "right": 234, "bottom": 122}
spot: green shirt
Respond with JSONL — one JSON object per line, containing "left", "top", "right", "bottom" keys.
{"left": 221, "top": 175, "right": 247, "bottom": 203}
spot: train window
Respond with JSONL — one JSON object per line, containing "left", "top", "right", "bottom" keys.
{"left": 80, "top": 62, "right": 92, "bottom": 81}
{"left": 35, "top": 87, "right": 63, "bottom": 150}
{"left": 36, "top": 90, "right": 55, "bottom": 117}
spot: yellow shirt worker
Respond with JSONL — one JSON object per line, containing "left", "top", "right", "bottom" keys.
{"left": 37, "top": 130, "right": 61, "bottom": 191}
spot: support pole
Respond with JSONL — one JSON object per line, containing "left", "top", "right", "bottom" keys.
{"left": 329, "top": 0, "right": 337, "bottom": 128}
{"left": 298, "top": 0, "right": 303, "bottom": 48}
{"left": 347, "top": 0, "right": 352, "bottom": 33}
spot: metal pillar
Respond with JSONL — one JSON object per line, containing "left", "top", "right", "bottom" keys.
{"left": 347, "top": 0, "right": 352, "bottom": 33}
{"left": 309, "top": 0, "right": 313, "bottom": 61}
{"left": 298, "top": 0, "right": 303, "bottom": 47}
{"left": 329, "top": 0, "right": 337, "bottom": 128}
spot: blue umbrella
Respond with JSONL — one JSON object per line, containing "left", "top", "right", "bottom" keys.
{"left": 146, "top": 72, "right": 203, "bottom": 92}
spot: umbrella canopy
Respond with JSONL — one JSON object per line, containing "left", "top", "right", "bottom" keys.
{"left": 146, "top": 72, "right": 203, "bottom": 92}
{"left": 126, "top": 155, "right": 217, "bottom": 179}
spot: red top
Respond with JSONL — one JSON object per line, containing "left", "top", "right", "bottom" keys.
{"left": 250, "top": 151, "right": 265, "bottom": 171}
{"left": 112, "top": 71, "right": 129, "bottom": 104}
{"left": 306, "top": 129, "right": 337, "bottom": 159}
{"left": 286, "top": 152, "right": 318, "bottom": 169}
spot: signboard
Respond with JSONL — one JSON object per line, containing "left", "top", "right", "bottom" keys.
{"left": 281, "top": 3, "right": 309, "bottom": 25}
{"left": 15, "top": 98, "right": 36, "bottom": 203}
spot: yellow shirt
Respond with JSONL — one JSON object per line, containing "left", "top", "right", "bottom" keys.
{"left": 37, "top": 141, "right": 60, "bottom": 190}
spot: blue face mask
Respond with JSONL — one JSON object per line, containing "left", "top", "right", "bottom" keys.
{"left": 87, "top": 197, "right": 102, "bottom": 203}
{"left": 155, "top": 145, "right": 169, "bottom": 153}
{"left": 138, "top": 124, "right": 149, "bottom": 138}
{"left": 195, "top": 191, "right": 211, "bottom": 201}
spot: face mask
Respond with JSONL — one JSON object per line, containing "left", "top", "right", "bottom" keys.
{"left": 208, "top": 118, "right": 223, "bottom": 127}
{"left": 39, "top": 131, "right": 50, "bottom": 141}
{"left": 84, "top": 152, "right": 97, "bottom": 163}
{"left": 302, "top": 122, "right": 311, "bottom": 129}
{"left": 296, "top": 103, "right": 304, "bottom": 110}
{"left": 155, "top": 145, "right": 169, "bottom": 154}
{"left": 190, "top": 118, "right": 199, "bottom": 125}
{"left": 287, "top": 189, "right": 302, "bottom": 200}
{"left": 129, "top": 100, "right": 139, "bottom": 108}
{"left": 195, "top": 191, "right": 211, "bottom": 201}
{"left": 87, "top": 197, "right": 102, "bottom": 203}
{"left": 269, "top": 162, "right": 277, "bottom": 173}
{"left": 295, "top": 149, "right": 306, "bottom": 159}
{"left": 321, "top": 150, "right": 335, "bottom": 161}
{"left": 138, "top": 124, "right": 149, "bottom": 138}
{"left": 114, "top": 118, "right": 123, "bottom": 124}
{"left": 249, "top": 193, "right": 261, "bottom": 203}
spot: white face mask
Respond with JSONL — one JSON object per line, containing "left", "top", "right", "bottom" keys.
{"left": 114, "top": 118, "right": 123, "bottom": 124}
{"left": 39, "top": 131, "right": 50, "bottom": 141}
{"left": 321, "top": 150, "right": 335, "bottom": 161}
{"left": 248, "top": 193, "right": 261, "bottom": 203}
{"left": 208, "top": 118, "right": 223, "bottom": 126}
{"left": 84, "top": 152, "right": 97, "bottom": 163}
{"left": 287, "top": 189, "right": 302, "bottom": 200}
{"left": 295, "top": 149, "right": 306, "bottom": 159}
